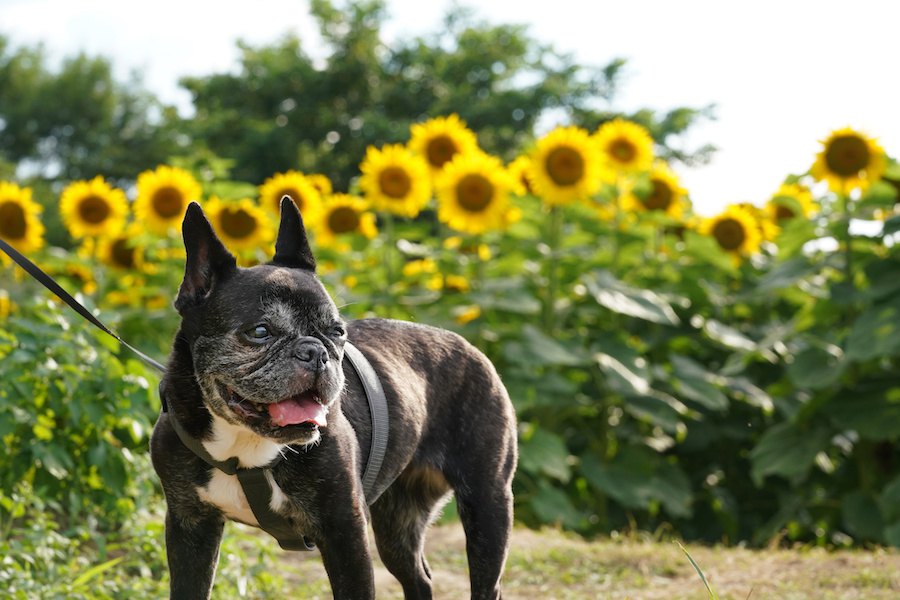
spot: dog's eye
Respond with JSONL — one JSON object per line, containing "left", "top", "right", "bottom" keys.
{"left": 330, "top": 324, "right": 346, "bottom": 338}
{"left": 247, "top": 324, "right": 271, "bottom": 340}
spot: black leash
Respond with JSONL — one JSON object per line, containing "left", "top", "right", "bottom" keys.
{"left": 0, "top": 237, "right": 166, "bottom": 373}
{"left": 1, "top": 236, "right": 390, "bottom": 551}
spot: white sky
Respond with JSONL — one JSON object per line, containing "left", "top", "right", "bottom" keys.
{"left": 1, "top": 0, "right": 898, "bottom": 215}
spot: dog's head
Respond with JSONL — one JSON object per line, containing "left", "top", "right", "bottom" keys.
{"left": 174, "top": 197, "right": 346, "bottom": 445}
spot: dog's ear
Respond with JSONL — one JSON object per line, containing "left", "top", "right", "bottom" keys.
{"left": 175, "top": 202, "right": 237, "bottom": 313}
{"left": 271, "top": 195, "right": 316, "bottom": 272}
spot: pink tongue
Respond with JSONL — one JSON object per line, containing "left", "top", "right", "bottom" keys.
{"left": 267, "top": 396, "right": 327, "bottom": 427}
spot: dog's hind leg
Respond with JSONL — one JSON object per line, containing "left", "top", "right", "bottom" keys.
{"left": 446, "top": 422, "right": 516, "bottom": 600}
{"left": 370, "top": 467, "right": 452, "bottom": 600}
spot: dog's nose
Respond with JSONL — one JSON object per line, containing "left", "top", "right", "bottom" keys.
{"left": 295, "top": 338, "right": 328, "bottom": 371}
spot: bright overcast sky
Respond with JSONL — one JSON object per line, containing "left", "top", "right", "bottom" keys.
{"left": 1, "top": 0, "right": 898, "bottom": 215}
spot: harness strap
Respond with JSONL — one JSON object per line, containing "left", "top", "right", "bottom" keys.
{"left": 343, "top": 342, "right": 390, "bottom": 502}
{"left": 235, "top": 468, "right": 316, "bottom": 551}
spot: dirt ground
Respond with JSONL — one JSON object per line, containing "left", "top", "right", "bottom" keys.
{"left": 275, "top": 522, "right": 900, "bottom": 599}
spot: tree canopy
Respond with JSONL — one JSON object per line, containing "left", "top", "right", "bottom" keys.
{"left": 0, "top": 0, "right": 714, "bottom": 191}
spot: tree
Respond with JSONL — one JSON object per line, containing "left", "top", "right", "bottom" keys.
{"left": 181, "top": 0, "right": 715, "bottom": 191}
{"left": 0, "top": 35, "right": 181, "bottom": 186}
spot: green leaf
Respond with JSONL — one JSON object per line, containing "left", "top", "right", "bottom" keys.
{"left": 517, "top": 425, "right": 571, "bottom": 483}
{"left": 516, "top": 325, "right": 589, "bottom": 367}
{"left": 593, "top": 338, "right": 651, "bottom": 395}
{"left": 824, "top": 390, "right": 900, "bottom": 440}
{"left": 703, "top": 320, "right": 756, "bottom": 352}
{"left": 529, "top": 481, "right": 583, "bottom": 529}
{"left": 71, "top": 557, "right": 125, "bottom": 589}
{"left": 879, "top": 474, "right": 900, "bottom": 522}
{"left": 683, "top": 231, "right": 736, "bottom": 272}
{"left": 774, "top": 217, "right": 819, "bottom": 258}
{"left": 623, "top": 394, "right": 685, "bottom": 433}
{"left": 883, "top": 215, "right": 900, "bottom": 237}
{"left": 583, "top": 270, "right": 681, "bottom": 326}
{"left": 787, "top": 345, "right": 846, "bottom": 390}
{"left": 885, "top": 522, "right": 900, "bottom": 548}
{"left": 669, "top": 354, "right": 729, "bottom": 412}
{"left": 580, "top": 449, "right": 693, "bottom": 518}
{"left": 841, "top": 491, "right": 884, "bottom": 542}
{"left": 749, "top": 422, "right": 831, "bottom": 485}
{"left": 863, "top": 259, "right": 900, "bottom": 302}
{"left": 754, "top": 256, "right": 817, "bottom": 294}
{"left": 580, "top": 451, "right": 650, "bottom": 510}
{"left": 845, "top": 297, "right": 900, "bottom": 361}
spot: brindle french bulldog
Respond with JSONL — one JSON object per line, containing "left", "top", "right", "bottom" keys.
{"left": 150, "top": 198, "right": 517, "bottom": 599}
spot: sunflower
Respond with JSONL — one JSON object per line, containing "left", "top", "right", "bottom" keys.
{"left": 811, "top": 127, "right": 886, "bottom": 193}
{"left": 96, "top": 225, "right": 145, "bottom": 271}
{"left": 409, "top": 114, "right": 480, "bottom": 175}
{"left": 0, "top": 181, "right": 45, "bottom": 258}
{"left": 135, "top": 165, "right": 202, "bottom": 235}
{"left": 359, "top": 144, "right": 432, "bottom": 217}
{"left": 435, "top": 152, "right": 518, "bottom": 235}
{"left": 593, "top": 118, "right": 655, "bottom": 175}
{"left": 306, "top": 173, "right": 333, "bottom": 196}
{"left": 528, "top": 126, "right": 602, "bottom": 206}
{"left": 59, "top": 176, "right": 128, "bottom": 239}
{"left": 622, "top": 162, "right": 687, "bottom": 219}
{"left": 766, "top": 183, "right": 818, "bottom": 224}
{"left": 258, "top": 170, "right": 324, "bottom": 224}
{"left": 507, "top": 155, "right": 534, "bottom": 196}
{"left": 203, "top": 197, "right": 274, "bottom": 253}
{"left": 700, "top": 204, "right": 763, "bottom": 261}
{"left": 316, "top": 194, "right": 378, "bottom": 249}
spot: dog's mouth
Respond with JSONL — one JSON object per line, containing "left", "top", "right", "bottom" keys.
{"left": 225, "top": 387, "right": 328, "bottom": 429}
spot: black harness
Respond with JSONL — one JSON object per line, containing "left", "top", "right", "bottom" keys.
{"left": 0, "top": 237, "right": 390, "bottom": 551}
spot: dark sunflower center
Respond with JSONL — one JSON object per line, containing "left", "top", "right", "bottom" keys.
{"left": 775, "top": 204, "right": 796, "bottom": 221}
{"left": 545, "top": 146, "right": 584, "bottom": 186}
{"left": 456, "top": 174, "right": 494, "bottom": 212}
{"left": 77, "top": 195, "right": 111, "bottom": 224}
{"left": 610, "top": 139, "right": 637, "bottom": 163}
{"left": 643, "top": 179, "right": 673, "bottom": 211}
{"left": 712, "top": 218, "right": 746, "bottom": 251}
{"left": 426, "top": 135, "right": 458, "bottom": 169}
{"left": 111, "top": 238, "right": 136, "bottom": 269}
{"left": 220, "top": 208, "right": 257, "bottom": 239}
{"left": 0, "top": 200, "right": 27, "bottom": 239}
{"left": 152, "top": 186, "right": 185, "bottom": 218}
{"left": 379, "top": 167, "right": 412, "bottom": 199}
{"left": 825, "top": 135, "right": 870, "bottom": 177}
{"left": 327, "top": 206, "right": 360, "bottom": 234}
{"left": 278, "top": 190, "right": 304, "bottom": 212}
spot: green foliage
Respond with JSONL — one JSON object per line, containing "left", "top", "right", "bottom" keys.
{"left": 0, "top": 298, "right": 159, "bottom": 530}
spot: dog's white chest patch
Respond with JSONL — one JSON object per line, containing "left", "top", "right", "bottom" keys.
{"left": 197, "top": 469, "right": 288, "bottom": 526}
{"left": 195, "top": 415, "right": 289, "bottom": 524}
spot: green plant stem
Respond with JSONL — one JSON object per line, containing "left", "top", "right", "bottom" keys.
{"left": 839, "top": 192, "right": 854, "bottom": 287}
{"left": 543, "top": 206, "right": 562, "bottom": 334}
{"left": 383, "top": 212, "right": 396, "bottom": 317}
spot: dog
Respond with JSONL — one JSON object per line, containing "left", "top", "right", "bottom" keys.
{"left": 150, "top": 197, "right": 518, "bottom": 599}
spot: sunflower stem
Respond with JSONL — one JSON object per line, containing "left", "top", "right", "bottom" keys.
{"left": 611, "top": 195, "right": 622, "bottom": 275}
{"left": 839, "top": 192, "right": 854, "bottom": 288}
{"left": 383, "top": 212, "right": 397, "bottom": 317}
{"left": 543, "top": 205, "right": 563, "bottom": 334}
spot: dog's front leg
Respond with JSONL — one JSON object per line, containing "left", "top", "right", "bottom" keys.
{"left": 316, "top": 498, "right": 375, "bottom": 599}
{"left": 164, "top": 509, "right": 225, "bottom": 600}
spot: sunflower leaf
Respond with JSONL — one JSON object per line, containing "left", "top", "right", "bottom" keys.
{"left": 583, "top": 270, "right": 681, "bottom": 326}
